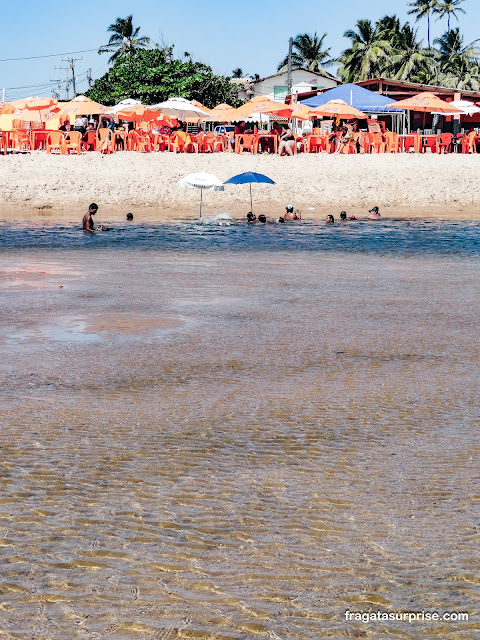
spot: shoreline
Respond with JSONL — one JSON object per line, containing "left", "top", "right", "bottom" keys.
{"left": 2, "top": 151, "right": 480, "bottom": 221}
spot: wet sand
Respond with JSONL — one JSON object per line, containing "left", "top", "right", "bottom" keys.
{"left": 1, "top": 249, "right": 479, "bottom": 639}
{"left": 2, "top": 151, "right": 480, "bottom": 221}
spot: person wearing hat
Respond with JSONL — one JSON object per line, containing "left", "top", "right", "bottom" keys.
{"left": 284, "top": 204, "right": 301, "bottom": 221}
{"left": 366, "top": 206, "right": 381, "bottom": 219}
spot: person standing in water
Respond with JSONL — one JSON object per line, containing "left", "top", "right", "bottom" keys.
{"left": 366, "top": 206, "right": 382, "bottom": 219}
{"left": 82, "top": 203, "right": 98, "bottom": 232}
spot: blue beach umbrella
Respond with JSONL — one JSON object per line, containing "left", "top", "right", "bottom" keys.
{"left": 223, "top": 171, "right": 275, "bottom": 213}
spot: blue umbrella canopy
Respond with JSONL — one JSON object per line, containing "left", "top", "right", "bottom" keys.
{"left": 224, "top": 171, "right": 275, "bottom": 185}
{"left": 224, "top": 172, "right": 275, "bottom": 213}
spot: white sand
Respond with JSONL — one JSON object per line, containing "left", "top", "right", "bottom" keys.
{"left": 1, "top": 150, "right": 480, "bottom": 221}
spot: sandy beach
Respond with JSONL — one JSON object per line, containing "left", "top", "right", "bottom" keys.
{"left": 1, "top": 151, "right": 480, "bottom": 221}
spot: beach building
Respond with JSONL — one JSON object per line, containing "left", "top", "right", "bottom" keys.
{"left": 357, "top": 78, "right": 480, "bottom": 132}
{"left": 246, "top": 69, "right": 340, "bottom": 102}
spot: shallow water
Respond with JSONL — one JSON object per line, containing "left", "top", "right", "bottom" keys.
{"left": 1, "top": 216, "right": 480, "bottom": 256}
{"left": 0, "top": 220, "right": 479, "bottom": 639}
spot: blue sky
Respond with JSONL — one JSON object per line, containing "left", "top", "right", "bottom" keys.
{"left": 1, "top": 0, "right": 478, "bottom": 101}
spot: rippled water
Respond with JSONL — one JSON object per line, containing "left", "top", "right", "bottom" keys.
{"left": 1, "top": 216, "right": 480, "bottom": 255}
{"left": 0, "top": 219, "right": 479, "bottom": 639}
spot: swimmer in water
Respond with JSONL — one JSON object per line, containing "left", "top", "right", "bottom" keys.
{"left": 258, "top": 214, "right": 267, "bottom": 224}
{"left": 126, "top": 212, "right": 133, "bottom": 221}
{"left": 284, "top": 204, "right": 301, "bottom": 221}
{"left": 326, "top": 214, "right": 335, "bottom": 224}
{"left": 340, "top": 210, "right": 358, "bottom": 221}
{"left": 366, "top": 206, "right": 382, "bottom": 219}
{"left": 275, "top": 216, "right": 285, "bottom": 223}
{"left": 82, "top": 203, "right": 98, "bottom": 232}
{"left": 247, "top": 212, "right": 257, "bottom": 223}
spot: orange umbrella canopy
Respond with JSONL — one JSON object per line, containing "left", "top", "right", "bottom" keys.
{"left": 9, "top": 96, "right": 59, "bottom": 122}
{"left": 11, "top": 96, "right": 58, "bottom": 111}
{"left": 55, "top": 95, "right": 108, "bottom": 116}
{"left": 272, "top": 103, "right": 316, "bottom": 120}
{"left": 225, "top": 95, "right": 288, "bottom": 121}
{"left": 191, "top": 99, "right": 211, "bottom": 113}
{"left": 310, "top": 99, "right": 367, "bottom": 119}
{"left": 387, "top": 92, "right": 463, "bottom": 113}
{"left": 117, "top": 105, "right": 158, "bottom": 122}
{"left": 0, "top": 101, "right": 16, "bottom": 114}
{"left": 202, "top": 103, "right": 235, "bottom": 121}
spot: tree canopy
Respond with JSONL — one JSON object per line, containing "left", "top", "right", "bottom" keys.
{"left": 88, "top": 47, "right": 243, "bottom": 108}
{"left": 338, "top": 13, "right": 479, "bottom": 90}
{"left": 98, "top": 15, "right": 150, "bottom": 63}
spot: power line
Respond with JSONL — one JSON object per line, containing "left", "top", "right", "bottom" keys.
{"left": 0, "top": 47, "right": 99, "bottom": 63}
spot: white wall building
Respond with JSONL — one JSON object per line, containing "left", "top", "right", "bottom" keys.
{"left": 249, "top": 68, "right": 340, "bottom": 102}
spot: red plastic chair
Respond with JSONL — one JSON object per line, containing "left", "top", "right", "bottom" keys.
{"left": 11, "top": 129, "right": 31, "bottom": 151}
{"left": 83, "top": 130, "right": 97, "bottom": 151}
{"left": 235, "top": 134, "right": 256, "bottom": 154}
{"left": 437, "top": 133, "right": 453, "bottom": 154}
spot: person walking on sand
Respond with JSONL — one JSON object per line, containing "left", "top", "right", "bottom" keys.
{"left": 82, "top": 203, "right": 99, "bottom": 232}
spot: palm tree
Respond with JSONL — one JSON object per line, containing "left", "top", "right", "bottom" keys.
{"left": 98, "top": 15, "right": 150, "bottom": 63}
{"left": 338, "top": 19, "right": 392, "bottom": 82}
{"left": 389, "top": 24, "right": 435, "bottom": 81}
{"left": 232, "top": 68, "right": 244, "bottom": 78}
{"left": 433, "top": 0, "right": 466, "bottom": 32}
{"left": 277, "top": 33, "right": 333, "bottom": 72}
{"left": 407, "top": 0, "right": 439, "bottom": 48}
{"left": 435, "top": 28, "right": 480, "bottom": 79}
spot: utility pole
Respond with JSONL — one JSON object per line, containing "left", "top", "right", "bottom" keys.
{"left": 287, "top": 37, "right": 293, "bottom": 102}
{"left": 55, "top": 65, "right": 70, "bottom": 100}
{"left": 50, "top": 78, "right": 63, "bottom": 100}
{"left": 87, "top": 68, "right": 93, "bottom": 90}
{"left": 62, "top": 57, "right": 83, "bottom": 97}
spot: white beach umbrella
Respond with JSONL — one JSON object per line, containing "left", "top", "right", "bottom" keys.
{"left": 432, "top": 100, "right": 480, "bottom": 116}
{"left": 150, "top": 97, "right": 209, "bottom": 120}
{"left": 107, "top": 98, "right": 142, "bottom": 114}
{"left": 178, "top": 172, "right": 224, "bottom": 218}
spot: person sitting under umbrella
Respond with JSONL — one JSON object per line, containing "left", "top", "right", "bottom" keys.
{"left": 278, "top": 125, "right": 296, "bottom": 156}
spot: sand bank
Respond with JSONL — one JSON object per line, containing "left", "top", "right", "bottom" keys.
{"left": 1, "top": 151, "right": 480, "bottom": 221}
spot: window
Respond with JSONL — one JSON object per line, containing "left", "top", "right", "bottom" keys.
{"left": 274, "top": 85, "right": 288, "bottom": 101}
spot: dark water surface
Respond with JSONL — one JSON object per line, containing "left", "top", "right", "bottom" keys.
{"left": 1, "top": 219, "right": 479, "bottom": 639}
{"left": 1, "top": 216, "right": 480, "bottom": 256}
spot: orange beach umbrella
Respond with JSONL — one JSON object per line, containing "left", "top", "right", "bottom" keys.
{"left": 310, "top": 99, "right": 367, "bottom": 119}
{"left": 117, "top": 105, "right": 158, "bottom": 122}
{"left": 0, "top": 101, "right": 16, "bottom": 114}
{"left": 55, "top": 95, "right": 108, "bottom": 117}
{"left": 225, "top": 95, "right": 288, "bottom": 121}
{"left": 387, "top": 92, "right": 463, "bottom": 130}
{"left": 271, "top": 103, "right": 316, "bottom": 121}
{"left": 10, "top": 96, "right": 59, "bottom": 124}
{"left": 201, "top": 103, "right": 235, "bottom": 122}
{"left": 386, "top": 92, "right": 463, "bottom": 113}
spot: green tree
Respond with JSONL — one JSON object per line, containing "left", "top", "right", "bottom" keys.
{"left": 434, "top": 28, "right": 480, "bottom": 88}
{"left": 87, "top": 48, "right": 243, "bottom": 108}
{"left": 277, "top": 33, "right": 333, "bottom": 71}
{"left": 407, "top": 0, "right": 439, "bottom": 48}
{"left": 389, "top": 24, "right": 435, "bottom": 81}
{"left": 232, "top": 68, "right": 244, "bottom": 78}
{"left": 98, "top": 15, "right": 151, "bottom": 63}
{"left": 433, "top": 0, "right": 466, "bottom": 32}
{"left": 338, "top": 19, "right": 392, "bottom": 82}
